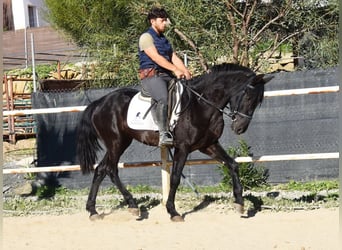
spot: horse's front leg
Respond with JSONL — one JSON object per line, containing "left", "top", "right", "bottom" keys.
{"left": 166, "top": 147, "right": 189, "bottom": 222}
{"left": 200, "top": 143, "right": 244, "bottom": 214}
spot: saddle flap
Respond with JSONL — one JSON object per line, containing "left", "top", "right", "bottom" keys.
{"left": 127, "top": 81, "right": 183, "bottom": 131}
{"left": 127, "top": 93, "right": 159, "bottom": 131}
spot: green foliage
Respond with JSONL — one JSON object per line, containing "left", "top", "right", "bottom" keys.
{"left": 42, "top": 0, "right": 338, "bottom": 87}
{"left": 218, "top": 140, "right": 269, "bottom": 190}
{"left": 278, "top": 180, "right": 339, "bottom": 192}
{"left": 36, "top": 185, "right": 57, "bottom": 199}
{"left": 284, "top": 0, "right": 339, "bottom": 69}
{"left": 44, "top": 0, "right": 145, "bottom": 86}
{"left": 44, "top": 0, "right": 133, "bottom": 48}
{"left": 126, "top": 184, "right": 160, "bottom": 193}
{"left": 6, "top": 64, "right": 57, "bottom": 79}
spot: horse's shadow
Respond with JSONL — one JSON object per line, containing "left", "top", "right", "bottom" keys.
{"left": 135, "top": 196, "right": 161, "bottom": 220}
{"left": 97, "top": 193, "right": 264, "bottom": 220}
{"left": 97, "top": 195, "right": 161, "bottom": 221}
{"left": 241, "top": 194, "right": 264, "bottom": 218}
{"left": 182, "top": 195, "right": 220, "bottom": 218}
{"left": 182, "top": 194, "right": 264, "bottom": 219}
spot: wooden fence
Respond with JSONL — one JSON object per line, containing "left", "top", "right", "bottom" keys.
{"left": 2, "top": 85, "right": 339, "bottom": 202}
{"left": 3, "top": 75, "right": 35, "bottom": 143}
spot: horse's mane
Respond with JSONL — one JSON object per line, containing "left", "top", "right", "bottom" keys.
{"left": 189, "top": 63, "right": 256, "bottom": 89}
{"left": 209, "top": 63, "right": 255, "bottom": 76}
{"left": 185, "top": 63, "right": 264, "bottom": 106}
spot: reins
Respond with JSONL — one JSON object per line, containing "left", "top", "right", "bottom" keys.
{"left": 178, "top": 79, "right": 253, "bottom": 121}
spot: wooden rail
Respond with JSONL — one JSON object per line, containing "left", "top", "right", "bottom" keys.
{"left": 2, "top": 86, "right": 339, "bottom": 116}
{"left": 3, "top": 152, "right": 339, "bottom": 175}
{"left": 2, "top": 85, "right": 339, "bottom": 203}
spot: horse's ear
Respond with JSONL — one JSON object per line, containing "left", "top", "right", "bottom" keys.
{"left": 251, "top": 74, "right": 274, "bottom": 86}
{"left": 262, "top": 74, "right": 274, "bottom": 85}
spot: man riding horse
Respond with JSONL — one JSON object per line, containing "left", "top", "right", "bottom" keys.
{"left": 138, "top": 7, "right": 192, "bottom": 147}
{"left": 77, "top": 6, "right": 273, "bottom": 222}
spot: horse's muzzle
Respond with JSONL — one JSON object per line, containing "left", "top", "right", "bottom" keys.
{"left": 231, "top": 119, "right": 249, "bottom": 135}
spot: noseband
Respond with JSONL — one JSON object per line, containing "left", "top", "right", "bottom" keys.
{"left": 180, "top": 80, "right": 254, "bottom": 121}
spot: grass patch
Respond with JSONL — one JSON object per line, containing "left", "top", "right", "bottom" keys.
{"left": 178, "top": 179, "right": 339, "bottom": 193}
{"left": 276, "top": 180, "right": 338, "bottom": 192}
{"left": 3, "top": 180, "right": 338, "bottom": 217}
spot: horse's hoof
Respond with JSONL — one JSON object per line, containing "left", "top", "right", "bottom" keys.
{"left": 171, "top": 215, "right": 184, "bottom": 222}
{"left": 89, "top": 213, "right": 103, "bottom": 221}
{"left": 128, "top": 208, "right": 140, "bottom": 217}
{"left": 233, "top": 203, "right": 245, "bottom": 214}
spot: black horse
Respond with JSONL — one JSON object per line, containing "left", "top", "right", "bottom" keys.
{"left": 76, "top": 63, "right": 273, "bottom": 222}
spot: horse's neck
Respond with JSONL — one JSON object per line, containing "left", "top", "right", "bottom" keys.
{"left": 196, "top": 81, "right": 236, "bottom": 108}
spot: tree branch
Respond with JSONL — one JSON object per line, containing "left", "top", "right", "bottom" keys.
{"left": 225, "top": 2, "right": 240, "bottom": 63}
{"left": 173, "top": 28, "right": 208, "bottom": 72}
{"left": 226, "top": 1, "right": 243, "bottom": 19}
{"left": 254, "top": 30, "right": 305, "bottom": 72}
{"left": 249, "top": 0, "right": 292, "bottom": 46}
{"left": 249, "top": 15, "right": 283, "bottom": 47}
{"left": 245, "top": 0, "right": 257, "bottom": 27}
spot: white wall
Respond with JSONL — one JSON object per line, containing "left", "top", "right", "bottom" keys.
{"left": 12, "top": 0, "right": 49, "bottom": 30}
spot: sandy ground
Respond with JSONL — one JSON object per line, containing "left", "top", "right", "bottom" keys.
{"left": 2, "top": 140, "right": 340, "bottom": 249}
{"left": 3, "top": 206, "right": 339, "bottom": 250}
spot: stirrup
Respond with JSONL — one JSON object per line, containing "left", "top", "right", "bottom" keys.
{"left": 159, "top": 132, "right": 173, "bottom": 147}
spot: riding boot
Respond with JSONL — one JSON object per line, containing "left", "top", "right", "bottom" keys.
{"left": 153, "top": 102, "right": 173, "bottom": 147}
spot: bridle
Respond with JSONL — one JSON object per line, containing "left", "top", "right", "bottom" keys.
{"left": 227, "top": 84, "right": 255, "bottom": 121}
{"left": 179, "top": 80, "right": 254, "bottom": 121}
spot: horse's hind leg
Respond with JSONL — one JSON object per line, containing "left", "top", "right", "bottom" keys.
{"left": 86, "top": 151, "right": 138, "bottom": 219}
{"left": 105, "top": 140, "right": 139, "bottom": 215}
{"left": 107, "top": 165, "right": 139, "bottom": 216}
{"left": 86, "top": 158, "right": 107, "bottom": 219}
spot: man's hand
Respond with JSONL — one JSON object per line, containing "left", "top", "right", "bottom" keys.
{"left": 183, "top": 69, "right": 192, "bottom": 80}
{"left": 173, "top": 68, "right": 185, "bottom": 79}
{"left": 173, "top": 68, "right": 192, "bottom": 80}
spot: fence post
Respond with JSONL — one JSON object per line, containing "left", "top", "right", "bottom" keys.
{"left": 160, "top": 147, "right": 170, "bottom": 205}
{"left": 4, "top": 76, "right": 16, "bottom": 143}
{"left": 57, "top": 60, "right": 61, "bottom": 80}
{"left": 30, "top": 33, "right": 37, "bottom": 92}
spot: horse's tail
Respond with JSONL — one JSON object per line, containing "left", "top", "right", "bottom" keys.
{"left": 76, "top": 101, "right": 102, "bottom": 174}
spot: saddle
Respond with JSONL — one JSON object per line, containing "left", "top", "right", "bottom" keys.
{"left": 127, "top": 79, "right": 183, "bottom": 131}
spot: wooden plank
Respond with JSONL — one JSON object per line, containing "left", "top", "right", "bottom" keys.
{"left": 2, "top": 86, "right": 339, "bottom": 116}
{"left": 264, "top": 86, "right": 339, "bottom": 97}
{"left": 3, "top": 152, "right": 339, "bottom": 175}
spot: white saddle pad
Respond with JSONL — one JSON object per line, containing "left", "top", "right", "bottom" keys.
{"left": 127, "top": 82, "right": 183, "bottom": 131}
{"left": 127, "top": 93, "right": 159, "bottom": 131}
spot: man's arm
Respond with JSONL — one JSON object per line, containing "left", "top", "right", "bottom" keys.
{"left": 140, "top": 33, "right": 191, "bottom": 79}
{"left": 171, "top": 52, "right": 192, "bottom": 80}
{"left": 144, "top": 46, "right": 186, "bottom": 78}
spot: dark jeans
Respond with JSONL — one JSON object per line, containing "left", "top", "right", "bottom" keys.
{"left": 141, "top": 74, "right": 173, "bottom": 105}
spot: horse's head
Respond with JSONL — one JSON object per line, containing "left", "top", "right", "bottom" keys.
{"left": 230, "top": 74, "right": 273, "bottom": 134}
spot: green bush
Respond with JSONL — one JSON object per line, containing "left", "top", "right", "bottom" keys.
{"left": 6, "top": 64, "right": 57, "bottom": 79}
{"left": 218, "top": 140, "right": 269, "bottom": 190}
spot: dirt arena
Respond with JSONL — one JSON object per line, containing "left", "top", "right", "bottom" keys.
{"left": 2, "top": 140, "right": 340, "bottom": 249}
{"left": 3, "top": 205, "right": 339, "bottom": 250}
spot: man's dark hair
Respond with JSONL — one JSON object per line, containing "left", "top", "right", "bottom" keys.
{"left": 147, "top": 7, "right": 169, "bottom": 22}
